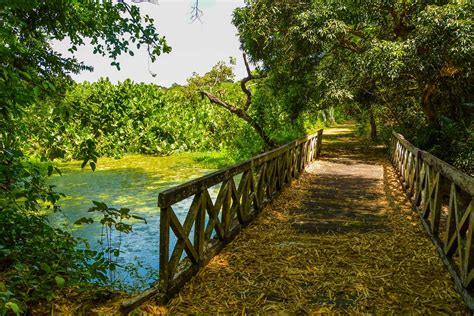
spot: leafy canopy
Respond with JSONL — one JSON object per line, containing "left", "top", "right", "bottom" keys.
{"left": 233, "top": 0, "right": 473, "bottom": 123}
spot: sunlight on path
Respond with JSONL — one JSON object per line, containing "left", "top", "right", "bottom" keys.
{"left": 138, "top": 123, "right": 466, "bottom": 314}
{"left": 321, "top": 124, "right": 353, "bottom": 135}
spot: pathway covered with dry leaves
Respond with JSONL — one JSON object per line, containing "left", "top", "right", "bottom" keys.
{"left": 144, "top": 124, "right": 467, "bottom": 314}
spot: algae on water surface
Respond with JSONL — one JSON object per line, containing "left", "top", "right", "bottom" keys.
{"left": 49, "top": 153, "right": 225, "bottom": 288}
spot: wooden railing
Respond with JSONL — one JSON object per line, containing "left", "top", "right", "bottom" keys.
{"left": 121, "top": 129, "right": 323, "bottom": 313}
{"left": 390, "top": 131, "right": 474, "bottom": 309}
{"left": 158, "top": 129, "right": 323, "bottom": 297}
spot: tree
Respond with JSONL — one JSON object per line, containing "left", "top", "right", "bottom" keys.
{"left": 200, "top": 54, "right": 277, "bottom": 148}
{"left": 233, "top": 0, "right": 473, "bottom": 142}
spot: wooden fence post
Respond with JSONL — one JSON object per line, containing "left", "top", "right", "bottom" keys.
{"left": 316, "top": 129, "right": 323, "bottom": 158}
{"left": 159, "top": 206, "right": 170, "bottom": 294}
{"left": 195, "top": 193, "right": 206, "bottom": 265}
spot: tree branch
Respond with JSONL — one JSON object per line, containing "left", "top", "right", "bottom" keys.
{"left": 239, "top": 53, "right": 266, "bottom": 111}
{"left": 243, "top": 52, "right": 252, "bottom": 77}
{"left": 348, "top": 28, "right": 369, "bottom": 40}
{"left": 337, "top": 38, "right": 363, "bottom": 53}
{"left": 190, "top": 0, "right": 203, "bottom": 22}
{"left": 241, "top": 53, "right": 253, "bottom": 111}
{"left": 201, "top": 91, "right": 241, "bottom": 115}
{"left": 199, "top": 54, "right": 275, "bottom": 148}
{"left": 201, "top": 90, "right": 276, "bottom": 148}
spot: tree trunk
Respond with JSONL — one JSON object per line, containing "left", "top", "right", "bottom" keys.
{"left": 289, "top": 109, "right": 299, "bottom": 124}
{"left": 369, "top": 106, "right": 377, "bottom": 141}
{"left": 420, "top": 83, "right": 439, "bottom": 125}
{"left": 328, "top": 107, "right": 336, "bottom": 124}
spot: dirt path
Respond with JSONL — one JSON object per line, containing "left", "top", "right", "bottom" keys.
{"left": 143, "top": 124, "right": 467, "bottom": 314}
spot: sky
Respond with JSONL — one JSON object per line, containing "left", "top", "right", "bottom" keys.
{"left": 53, "top": 0, "right": 246, "bottom": 87}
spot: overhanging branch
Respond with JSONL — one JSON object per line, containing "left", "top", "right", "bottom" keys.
{"left": 200, "top": 90, "right": 276, "bottom": 148}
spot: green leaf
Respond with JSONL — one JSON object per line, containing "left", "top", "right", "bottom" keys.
{"left": 74, "top": 217, "right": 94, "bottom": 225}
{"left": 92, "top": 201, "right": 108, "bottom": 210}
{"left": 40, "top": 262, "right": 52, "bottom": 273}
{"left": 46, "top": 81, "right": 56, "bottom": 91}
{"left": 131, "top": 214, "right": 147, "bottom": 224}
{"left": 33, "top": 86, "right": 40, "bottom": 97}
{"left": 55, "top": 276, "right": 65, "bottom": 287}
{"left": 20, "top": 70, "right": 32, "bottom": 80}
{"left": 47, "top": 165, "right": 54, "bottom": 176}
{"left": 54, "top": 166, "right": 62, "bottom": 176}
{"left": 81, "top": 159, "right": 88, "bottom": 169}
{"left": 5, "top": 302, "right": 20, "bottom": 315}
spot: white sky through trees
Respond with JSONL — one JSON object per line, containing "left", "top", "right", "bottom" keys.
{"left": 53, "top": 0, "right": 246, "bottom": 87}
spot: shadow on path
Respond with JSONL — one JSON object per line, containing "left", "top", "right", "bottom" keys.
{"left": 289, "top": 123, "right": 389, "bottom": 235}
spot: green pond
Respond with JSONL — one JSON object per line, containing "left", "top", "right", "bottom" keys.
{"left": 49, "top": 153, "right": 226, "bottom": 288}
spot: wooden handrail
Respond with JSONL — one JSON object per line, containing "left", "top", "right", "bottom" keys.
{"left": 420, "top": 151, "right": 474, "bottom": 196}
{"left": 158, "top": 130, "right": 323, "bottom": 207}
{"left": 390, "top": 131, "right": 474, "bottom": 310}
{"left": 392, "top": 131, "right": 473, "bottom": 195}
{"left": 121, "top": 129, "right": 324, "bottom": 314}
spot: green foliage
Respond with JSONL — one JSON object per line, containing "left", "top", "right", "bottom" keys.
{"left": 0, "top": 158, "right": 104, "bottom": 312}
{"left": 1, "top": 0, "right": 171, "bottom": 192}
{"left": 24, "top": 77, "right": 262, "bottom": 161}
{"left": 23, "top": 57, "right": 330, "bottom": 165}
{"left": 0, "top": 169, "right": 146, "bottom": 313}
{"left": 186, "top": 57, "right": 236, "bottom": 94}
{"left": 0, "top": 0, "right": 169, "bottom": 126}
